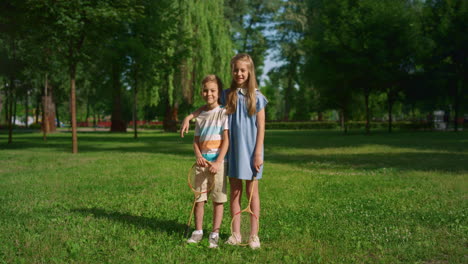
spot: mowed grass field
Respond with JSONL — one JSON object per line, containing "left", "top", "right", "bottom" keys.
{"left": 0, "top": 129, "right": 467, "bottom": 263}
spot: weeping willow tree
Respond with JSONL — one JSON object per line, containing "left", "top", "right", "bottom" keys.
{"left": 162, "top": 0, "right": 234, "bottom": 131}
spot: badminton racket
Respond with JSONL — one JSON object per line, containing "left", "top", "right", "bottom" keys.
{"left": 230, "top": 175, "right": 259, "bottom": 246}
{"left": 185, "top": 161, "right": 215, "bottom": 237}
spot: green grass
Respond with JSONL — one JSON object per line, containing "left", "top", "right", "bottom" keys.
{"left": 0, "top": 129, "right": 467, "bottom": 263}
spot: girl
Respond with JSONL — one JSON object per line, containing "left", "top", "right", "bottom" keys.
{"left": 181, "top": 54, "right": 267, "bottom": 249}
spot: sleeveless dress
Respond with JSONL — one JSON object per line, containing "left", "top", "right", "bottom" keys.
{"left": 221, "top": 89, "right": 268, "bottom": 180}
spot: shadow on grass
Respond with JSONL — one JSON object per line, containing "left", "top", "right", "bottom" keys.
{"left": 267, "top": 151, "right": 468, "bottom": 173}
{"left": 2, "top": 129, "right": 467, "bottom": 154}
{"left": 71, "top": 207, "right": 186, "bottom": 236}
{"left": 0, "top": 131, "right": 194, "bottom": 157}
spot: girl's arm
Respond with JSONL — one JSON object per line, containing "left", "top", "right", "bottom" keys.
{"left": 209, "top": 129, "right": 229, "bottom": 174}
{"left": 180, "top": 107, "right": 204, "bottom": 138}
{"left": 253, "top": 108, "right": 265, "bottom": 172}
{"left": 193, "top": 136, "right": 208, "bottom": 167}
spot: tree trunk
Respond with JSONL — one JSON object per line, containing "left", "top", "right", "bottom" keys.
{"left": 1, "top": 82, "right": 6, "bottom": 124}
{"left": 8, "top": 78, "right": 14, "bottom": 144}
{"left": 55, "top": 102, "right": 60, "bottom": 128}
{"left": 24, "top": 91, "right": 29, "bottom": 128}
{"left": 12, "top": 92, "right": 17, "bottom": 126}
{"left": 93, "top": 107, "right": 97, "bottom": 128}
{"left": 163, "top": 102, "right": 178, "bottom": 132}
{"left": 85, "top": 95, "right": 90, "bottom": 126}
{"left": 70, "top": 63, "right": 78, "bottom": 153}
{"left": 133, "top": 73, "right": 138, "bottom": 139}
{"left": 110, "top": 64, "right": 126, "bottom": 132}
{"left": 364, "top": 89, "right": 370, "bottom": 134}
{"left": 42, "top": 73, "right": 49, "bottom": 141}
{"left": 453, "top": 79, "right": 460, "bottom": 132}
{"left": 340, "top": 109, "right": 347, "bottom": 134}
{"left": 387, "top": 94, "right": 393, "bottom": 133}
{"left": 35, "top": 94, "right": 40, "bottom": 124}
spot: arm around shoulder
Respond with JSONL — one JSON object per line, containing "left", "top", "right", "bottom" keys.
{"left": 180, "top": 106, "right": 204, "bottom": 138}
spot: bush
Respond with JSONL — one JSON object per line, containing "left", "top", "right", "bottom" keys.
{"left": 264, "top": 121, "right": 435, "bottom": 130}
{"left": 266, "top": 121, "right": 339, "bottom": 130}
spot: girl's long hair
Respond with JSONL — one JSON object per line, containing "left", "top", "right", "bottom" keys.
{"left": 226, "top": 53, "right": 258, "bottom": 116}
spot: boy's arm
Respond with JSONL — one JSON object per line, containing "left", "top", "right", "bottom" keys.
{"left": 253, "top": 108, "right": 265, "bottom": 172}
{"left": 193, "top": 136, "right": 208, "bottom": 167}
{"left": 180, "top": 107, "right": 204, "bottom": 138}
{"left": 209, "top": 129, "right": 229, "bottom": 174}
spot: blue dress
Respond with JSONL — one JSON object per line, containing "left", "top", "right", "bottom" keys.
{"left": 221, "top": 89, "right": 268, "bottom": 180}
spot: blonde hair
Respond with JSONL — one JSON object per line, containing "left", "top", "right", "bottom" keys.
{"left": 201, "top": 74, "right": 223, "bottom": 104}
{"left": 226, "top": 53, "right": 258, "bottom": 116}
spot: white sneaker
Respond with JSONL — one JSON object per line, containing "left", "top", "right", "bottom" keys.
{"left": 208, "top": 233, "right": 219, "bottom": 248}
{"left": 225, "top": 233, "right": 241, "bottom": 245}
{"left": 249, "top": 235, "right": 261, "bottom": 249}
{"left": 187, "top": 231, "right": 203, "bottom": 243}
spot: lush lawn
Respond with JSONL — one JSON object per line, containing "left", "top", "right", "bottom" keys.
{"left": 0, "top": 129, "right": 467, "bottom": 263}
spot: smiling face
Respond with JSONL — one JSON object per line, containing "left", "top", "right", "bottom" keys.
{"left": 202, "top": 81, "right": 220, "bottom": 109}
{"left": 232, "top": 60, "right": 250, "bottom": 87}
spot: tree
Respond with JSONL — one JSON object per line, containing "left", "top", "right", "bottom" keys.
{"left": 225, "top": 0, "right": 280, "bottom": 78}
{"left": 304, "top": 0, "right": 420, "bottom": 133}
{"left": 421, "top": 0, "right": 468, "bottom": 131}
{"left": 273, "top": 0, "right": 307, "bottom": 121}
{"left": 27, "top": 0, "right": 144, "bottom": 152}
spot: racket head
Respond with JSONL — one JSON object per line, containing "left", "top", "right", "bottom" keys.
{"left": 187, "top": 162, "right": 216, "bottom": 196}
{"left": 231, "top": 209, "right": 259, "bottom": 246}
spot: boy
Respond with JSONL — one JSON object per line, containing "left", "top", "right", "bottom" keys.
{"left": 187, "top": 75, "right": 229, "bottom": 248}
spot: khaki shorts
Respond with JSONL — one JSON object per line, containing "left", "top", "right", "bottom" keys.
{"left": 195, "top": 162, "right": 227, "bottom": 203}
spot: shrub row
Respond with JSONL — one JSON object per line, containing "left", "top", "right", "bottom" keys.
{"left": 265, "top": 121, "right": 467, "bottom": 130}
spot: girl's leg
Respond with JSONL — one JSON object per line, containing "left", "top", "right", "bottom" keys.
{"left": 229, "top": 177, "right": 243, "bottom": 236}
{"left": 212, "top": 202, "right": 223, "bottom": 233}
{"left": 246, "top": 179, "right": 260, "bottom": 236}
{"left": 194, "top": 201, "right": 205, "bottom": 231}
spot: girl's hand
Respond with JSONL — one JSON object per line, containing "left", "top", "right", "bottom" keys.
{"left": 253, "top": 154, "right": 263, "bottom": 172}
{"left": 180, "top": 117, "right": 191, "bottom": 138}
{"left": 209, "top": 161, "right": 222, "bottom": 174}
{"left": 196, "top": 157, "right": 208, "bottom": 167}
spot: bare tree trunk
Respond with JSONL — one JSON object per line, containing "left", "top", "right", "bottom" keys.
{"left": 163, "top": 101, "right": 178, "bottom": 132}
{"left": 453, "top": 79, "right": 460, "bottom": 132}
{"left": 387, "top": 94, "right": 393, "bottom": 133}
{"left": 42, "top": 73, "right": 49, "bottom": 141}
{"left": 35, "top": 94, "right": 40, "bottom": 124}
{"left": 8, "top": 78, "right": 14, "bottom": 144}
{"left": 12, "top": 92, "right": 17, "bottom": 126}
{"left": 85, "top": 95, "right": 90, "bottom": 126}
{"left": 133, "top": 71, "right": 138, "bottom": 139}
{"left": 24, "top": 91, "right": 29, "bottom": 128}
{"left": 340, "top": 109, "right": 348, "bottom": 134}
{"left": 318, "top": 111, "right": 323, "bottom": 121}
{"left": 1, "top": 82, "right": 5, "bottom": 124}
{"left": 110, "top": 64, "right": 126, "bottom": 132}
{"left": 55, "top": 102, "right": 60, "bottom": 128}
{"left": 364, "top": 89, "right": 370, "bottom": 134}
{"left": 70, "top": 63, "right": 78, "bottom": 153}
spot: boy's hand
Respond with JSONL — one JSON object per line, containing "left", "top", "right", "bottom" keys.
{"left": 196, "top": 157, "right": 208, "bottom": 167}
{"left": 209, "top": 161, "right": 222, "bottom": 174}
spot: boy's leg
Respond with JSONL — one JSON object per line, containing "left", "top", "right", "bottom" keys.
{"left": 212, "top": 202, "right": 224, "bottom": 233}
{"left": 229, "top": 178, "right": 243, "bottom": 235}
{"left": 246, "top": 180, "right": 260, "bottom": 236}
{"left": 194, "top": 201, "right": 205, "bottom": 231}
